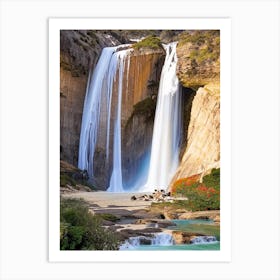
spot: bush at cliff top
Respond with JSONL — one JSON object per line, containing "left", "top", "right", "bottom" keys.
{"left": 60, "top": 198, "right": 119, "bottom": 250}
{"left": 173, "top": 169, "right": 220, "bottom": 211}
{"left": 132, "top": 35, "right": 162, "bottom": 50}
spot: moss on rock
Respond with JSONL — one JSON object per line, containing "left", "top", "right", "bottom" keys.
{"left": 133, "top": 35, "right": 162, "bottom": 50}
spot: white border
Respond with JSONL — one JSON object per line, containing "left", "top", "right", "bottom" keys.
{"left": 49, "top": 18, "right": 231, "bottom": 262}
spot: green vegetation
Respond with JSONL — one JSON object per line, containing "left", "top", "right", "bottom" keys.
{"left": 132, "top": 35, "right": 162, "bottom": 50}
{"left": 178, "top": 30, "right": 220, "bottom": 64}
{"left": 152, "top": 169, "right": 220, "bottom": 212}
{"left": 173, "top": 222, "right": 220, "bottom": 241}
{"left": 189, "top": 47, "right": 219, "bottom": 63}
{"left": 95, "top": 213, "right": 120, "bottom": 222}
{"left": 173, "top": 169, "right": 220, "bottom": 211}
{"left": 60, "top": 161, "right": 95, "bottom": 190}
{"left": 60, "top": 198, "right": 120, "bottom": 250}
{"left": 60, "top": 173, "right": 95, "bottom": 190}
{"left": 60, "top": 174, "right": 77, "bottom": 187}
{"left": 178, "top": 30, "right": 220, "bottom": 46}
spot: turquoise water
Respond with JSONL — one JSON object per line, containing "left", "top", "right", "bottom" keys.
{"left": 169, "top": 219, "right": 220, "bottom": 241}
{"left": 171, "top": 219, "right": 215, "bottom": 225}
{"left": 120, "top": 219, "right": 220, "bottom": 250}
{"left": 124, "top": 242, "right": 220, "bottom": 251}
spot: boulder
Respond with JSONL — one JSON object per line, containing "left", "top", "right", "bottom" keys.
{"left": 172, "top": 231, "right": 205, "bottom": 244}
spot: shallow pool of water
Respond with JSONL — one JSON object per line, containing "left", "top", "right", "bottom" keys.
{"left": 119, "top": 219, "right": 220, "bottom": 250}
{"left": 124, "top": 242, "right": 220, "bottom": 251}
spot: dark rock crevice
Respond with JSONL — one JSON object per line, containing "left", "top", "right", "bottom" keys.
{"left": 179, "top": 86, "right": 196, "bottom": 160}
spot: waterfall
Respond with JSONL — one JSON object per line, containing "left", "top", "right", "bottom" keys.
{"left": 78, "top": 46, "right": 130, "bottom": 191}
{"left": 107, "top": 50, "right": 130, "bottom": 192}
{"left": 119, "top": 233, "right": 174, "bottom": 250}
{"left": 190, "top": 236, "right": 218, "bottom": 244}
{"left": 78, "top": 47, "right": 117, "bottom": 177}
{"left": 78, "top": 41, "right": 182, "bottom": 193}
{"left": 141, "top": 42, "right": 182, "bottom": 192}
{"left": 151, "top": 233, "right": 175, "bottom": 246}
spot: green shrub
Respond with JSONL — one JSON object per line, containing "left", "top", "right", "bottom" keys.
{"left": 189, "top": 47, "right": 219, "bottom": 63}
{"left": 173, "top": 169, "right": 220, "bottom": 211}
{"left": 133, "top": 35, "right": 162, "bottom": 50}
{"left": 60, "top": 174, "right": 76, "bottom": 187}
{"left": 95, "top": 213, "right": 120, "bottom": 222}
{"left": 60, "top": 198, "right": 120, "bottom": 250}
{"left": 60, "top": 172, "right": 96, "bottom": 190}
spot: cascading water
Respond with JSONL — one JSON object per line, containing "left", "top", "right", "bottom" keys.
{"left": 78, "top": 47, "right": 117, "bottom": 177}
{"left": 78, "top": 46, "right": 131, "bottom": 192}
{"left": 141, "top": 42, "right": 182, "bottom": 192}
{"left": 107, "top": 50, "right": 130, "bottom": 192}
{"left": 119, "top": 233, "right": 174, "bottom": 250}
{"left": 151, "top": 233, "right": 175, "bottom": 246}
{"left": 78, "top": 41, "right": 182, "bottom": 193}
{"left": 190, "top": 236, "right": 218, "bottom": 244}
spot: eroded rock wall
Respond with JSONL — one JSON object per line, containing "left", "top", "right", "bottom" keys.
{"left": 171, "top": 85, "right": 220, "bottom": 184}
{"left": 171, "top": 30, "right": 220, "bottom": 185}
{"left": 60, "top": 30, "right": 121, "bottom": 165}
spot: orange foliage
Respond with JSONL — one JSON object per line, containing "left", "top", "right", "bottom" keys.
{"left": 171, "top": 174, "right": 201, "bottom": 194}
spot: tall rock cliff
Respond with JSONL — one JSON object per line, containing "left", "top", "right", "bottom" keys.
{"left": 171, "top": 30, "right": 220, "bottom": 185}
{"left": 60, "top": 30, "right": 220, "bottom": 190}
{"left": 60, "top": 30, "right": 122, "bottom": 165}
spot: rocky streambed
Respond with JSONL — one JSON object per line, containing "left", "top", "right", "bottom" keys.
{"left": 62, "top": 191, "right": 220, "bottom": 250}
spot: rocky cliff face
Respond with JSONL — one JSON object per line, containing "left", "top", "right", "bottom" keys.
{"left": 171, "top": 30, "right": 220, "bottom": 185}
{"left": 60, "top": 30, "right": 122, "bottom": 165}
{"left": 171, "top": 85, "right": 220, "bottom": 185}
{"left": 60, "top": 30, "right": 220, "bottom": 190}
{"left": 176, "top": 30, "right": 220, "bottom": 90}
{"left": 60, "top": 30, "right": 166, "bottom": 168}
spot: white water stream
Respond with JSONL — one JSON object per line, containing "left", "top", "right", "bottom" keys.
{"left": 141, "top": 42, "right": 182, "bottom": 192}
{"left": 119, "top": 233, "right": 175, "bottom": 250}
{"left": 107, "top": 50, "right": 130, "bottom": 192}
{"left": 78, "top": 47, "right": 118, "bottom": 177}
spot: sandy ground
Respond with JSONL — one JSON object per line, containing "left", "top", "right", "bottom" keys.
{"left": 62, "top": 191, "right": 153, "bottom": 216}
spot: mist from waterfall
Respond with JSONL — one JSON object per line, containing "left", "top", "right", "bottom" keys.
{"left": 141, "top": 42, "right": 182, "bottom": 192}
